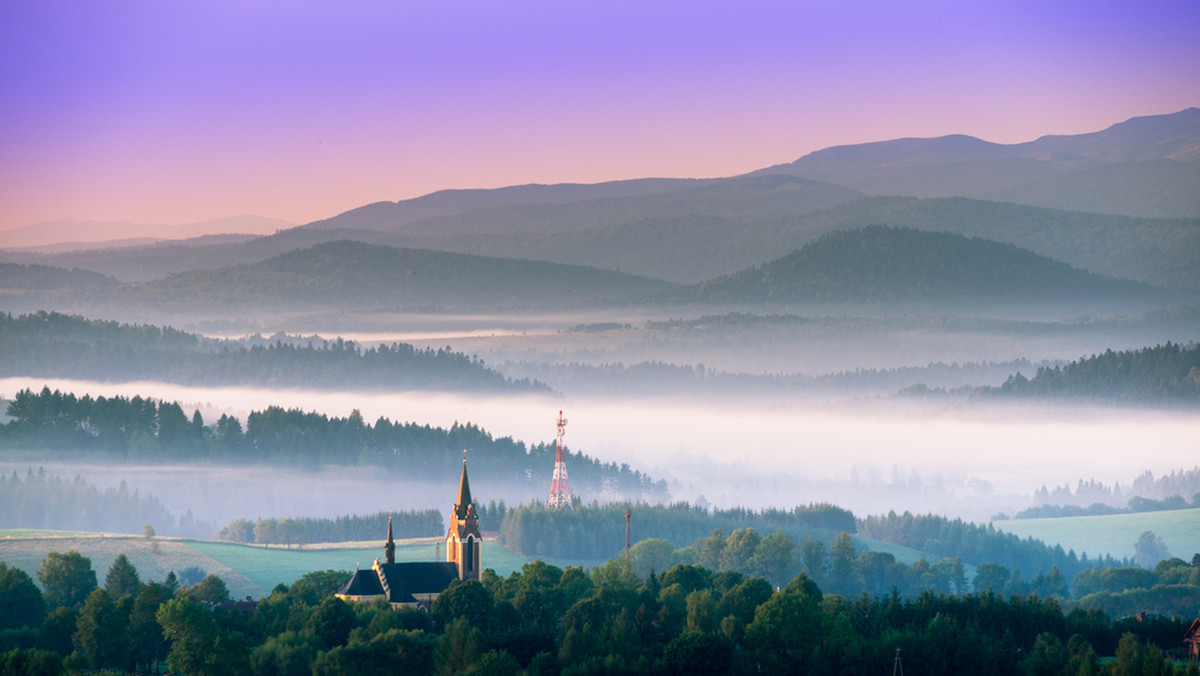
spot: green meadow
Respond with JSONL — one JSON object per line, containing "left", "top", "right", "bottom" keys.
{"left": 990, "top": 508, "right": 1200, "bottom": 562}
{"left": 0, "top": 530, "right": 530, "bottom": 599}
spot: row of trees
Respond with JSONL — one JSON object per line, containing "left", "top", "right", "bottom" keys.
{"left": 0, "top": 311, "right": 544, "bottom": 393}
{"left": 987, "top": 342, "right": 1200, "bottom": 402}
{"left": 215, "top": 509, "right": 447, "bottom": 546}
{"left": 1015, "top": 493, "right": 1200, "bottom": 519}
{"left": 6, "top": 547, "right": 1197, "bottom": 675}
{"left": 1, "top": 387, "right": 669, "bottom": 502}
{"left": 0, "top": 468, "right": 209, "bottom": 537}
{"left": 858, "top": 510, "right": 1125, "bottom": 580}
{"left": 498, "top": 502, "right": 855, "bottom": 561}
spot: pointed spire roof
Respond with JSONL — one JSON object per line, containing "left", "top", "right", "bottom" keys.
{"left": 385, "top": 515, "right": 395, "bottom": 564}
{"left": 454, "top": 450, "right": 473, "bottom": 520}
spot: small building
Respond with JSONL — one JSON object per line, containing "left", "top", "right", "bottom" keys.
{"left": 336, "top": 456, "right": 481, "bottom": 608}
{"left": 1185, "top": 617, "right": 1200, "bottom": 663}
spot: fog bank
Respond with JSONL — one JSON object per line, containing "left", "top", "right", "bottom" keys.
{"left": 3, "top": 377, "right": 1196, "bottom": 523}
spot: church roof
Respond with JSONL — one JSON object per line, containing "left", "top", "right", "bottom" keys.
{"left": 382, "top": 562, "right": 460, "bottom": 598}
{"left": 338, "top": 562, "right": 459, "bottom": 604}
{"left": 338, "top": 569, "right": 385, "bottom": 597}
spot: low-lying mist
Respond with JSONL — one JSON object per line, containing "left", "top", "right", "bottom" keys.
{"left": 3, "top": 377, "right": 1196, "bottom": 527}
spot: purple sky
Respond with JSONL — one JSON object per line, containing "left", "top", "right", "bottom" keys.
{"left": 2, "top": 0, "right": 1198, "bottom": 230}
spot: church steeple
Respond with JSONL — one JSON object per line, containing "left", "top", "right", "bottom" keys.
{"left": 454, "top": 453, "right": 474, "bottom": 520}
{"left": 446, "top": 450, "right": 481, "bottom": 580}
{"left": 385, "top": 515, "right": 395, "bottom": 565}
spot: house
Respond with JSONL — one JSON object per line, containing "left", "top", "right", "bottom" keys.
{"left": 336, "top": 455, "right": 481, "bottom": 608}
{"left": 1185, "top": 617, "right": 1200, "bottom": 663}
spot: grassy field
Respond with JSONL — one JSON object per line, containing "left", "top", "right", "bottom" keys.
{"left": 990, "top": 508, "right": 1200, "bottom": 562}
{"left": 0, "top": 530, "right": 530, "bottom": 599}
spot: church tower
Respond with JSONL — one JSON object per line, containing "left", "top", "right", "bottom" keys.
{"left": 446, "top": 452, "right": 481, "bottom": 580}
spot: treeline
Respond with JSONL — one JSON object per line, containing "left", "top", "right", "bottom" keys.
{"left": 215, "top": 509, "right": 446, "bottom": 546}
{"left": 1025, "top": 467, "right": 1200, "bottom": 512}
{"left": 1074, "top": 556, "right": 1200, "bottom": 618}
{"left": 622, "top": 529, "right": 1084, "bottom": 602}
{"left": 499, "top": 502, "right": 856, "bottom": 561}
{"left": 0, "top": 311, "right": 546, "bottom": 393}
{"left": 1, "top": 387, "right": 669, "bottom": 501}
{"left": 0, "top": 468, "right": 209, "bottom": 537}
{"left": 1015, "top": 493, "right": 1200, "bottom": 519}
{"left": 858, "top": 511, "right": 1124, "bottom": 580}
{"left": 4, "top": 548, "right": 1198, "bottom": 675}
{"left": 985, "top": 341, "right": 1200, "bottom": 402}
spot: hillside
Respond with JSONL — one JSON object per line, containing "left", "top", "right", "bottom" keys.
{"left": 983, "top": 341, "right": 1200, "bottom": 403}
{"left": 302, "top": 174, "right": 863, "bottom": 237}
{"left": 32, "top": 240, "right": 674, "bottom": 315}
{"left": 0, "top": 262, "right": 117, "bottom": 291}
{"left": 757, "top": 108, "right": 1200, "bottom": 218}
{"left": 0, "top": 311, "right": 545, "bottom": 393}
{"left": 650, "top": 226, "right": 1166, "bottom": 308}
{"left": 992, "top": 508, "right": 1200, "bottom": 562}
{"left": 0, "top": 532, "right": 527, "bottom": 599}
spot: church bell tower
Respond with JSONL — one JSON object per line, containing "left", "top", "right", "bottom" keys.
{"left": 446, "top": 451, "right": 481, "bottom": 580}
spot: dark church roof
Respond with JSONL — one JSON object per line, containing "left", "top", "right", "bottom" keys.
{"left": 338, "top": 561, "right": 460, "bottom": 604}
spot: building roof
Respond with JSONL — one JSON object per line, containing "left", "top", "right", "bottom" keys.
{"left": 339, "top": 569, "right": 385, "bottom": 597}
{"left": 338, "top": 561, "right": 460, "bottom": 604}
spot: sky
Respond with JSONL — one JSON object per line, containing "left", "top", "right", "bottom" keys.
{"left": 1, "top": 0, "right": 1198, "bottom": 231}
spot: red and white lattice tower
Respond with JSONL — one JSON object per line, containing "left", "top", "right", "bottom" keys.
{"left": 547, "top": 410, "right": 574, "bottom": 508}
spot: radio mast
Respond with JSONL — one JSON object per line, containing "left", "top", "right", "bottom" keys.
{"left": 547, "top": 410, "right": 574, "bottom": 508}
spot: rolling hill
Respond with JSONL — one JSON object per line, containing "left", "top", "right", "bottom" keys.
{"left": 0, "top": 262, "right": 118, "bottom": 291}
{"left": 649, "top": 226, "right": 1169, "bottom": 308}
{"left": 70, "top": 240, "right": 674, "bottom": 313}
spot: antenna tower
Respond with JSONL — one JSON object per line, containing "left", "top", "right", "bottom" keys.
{"left": 547, "top": 410, "right": 574, "bottom": 508}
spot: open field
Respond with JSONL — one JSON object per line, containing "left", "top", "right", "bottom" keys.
{"left": 991, "top": 508, "right": 1200, "bottom": 562}
{"left": 0, "top": 530, "right": 529, "bottom": 599}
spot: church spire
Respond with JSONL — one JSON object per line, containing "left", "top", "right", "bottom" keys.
{"left": 454, "top": 450, "right": 473, "bottom": 519}
{"left": 446, "top": 449, "right": 481, "bottom": 581}
{"left": 385, "top": 515, "right": 395, "bottom": 565}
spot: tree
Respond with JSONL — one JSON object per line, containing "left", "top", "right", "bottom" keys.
{"left": 662, "top": 632, "right": 734, "bottom": 676}
{"left": 304, "top": 596, "right": 357, "bottom": 649}
{"left": 128, "top": 582, "right": 173, "bottom": 674}
{"left": 1133, "top": 531, "right": 1170, "bottom": 568}
{"left": 156, "top": 597, "right": 248, "bottom": 675}
{"left": 72, "top": 588, "right": 126, "bottom": 671}
{"left": 37, "top": 550, "right": 97, "bottom": 609}
{"left": 105, "top": 553, "right": 141, "bottom": 600}
{"left": 0, "top": 561, "right": 46, "bottom": 629}
{"left": 189, "top": 574, "right": 230, "bottom": 604}
{"left": 743, "top": 572, "right": 824, "bottom": 673}
{"left": 829, "top": 532, "right": 859, "bottom": 594}
{"left": 629, "top": 539, "right": 676, "bottom": 579}
{"left": 973, "top": 562, "right": 1011, "bottom": 594}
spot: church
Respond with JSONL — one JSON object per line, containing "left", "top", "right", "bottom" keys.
{"left": 335, "top": 456, "right": 482, "bottom": 608}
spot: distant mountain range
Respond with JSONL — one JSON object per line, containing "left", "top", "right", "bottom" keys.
{"left": 2, "top": 229, "right": 1177, "bottom": 319}
{"left": 44, "top": 240, "right": 671, "bottom": 314}
{"left": 1, "top": 108, "right": 1196, "bottom": 320}
{"left": 0, "top": 215, "right": 295, "bottom": 250}
{"left": 754, "top": 107, "right": 1200, "bottom": 219}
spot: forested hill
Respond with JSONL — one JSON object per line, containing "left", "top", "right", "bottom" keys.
{"left": 0, "top": 387, "right": 668, "bottom": 502}
{"left": 982, "top": 342, "right": 1200, "bottom": 403}
{"left": 75, "top": 240, "right": 673, "bottom": 312}
{"left": 0, "top": 311, "right": 545, "bottom": 393}
{"left": 650, "top": 226, "right": 1167, "bottom": 307}
{"left": 0, "top": 262, "right": 117, "bottom": 291}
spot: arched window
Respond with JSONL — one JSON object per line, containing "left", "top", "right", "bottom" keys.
{"left": 464, "top": 535, "right": 474, "bottom": 572}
